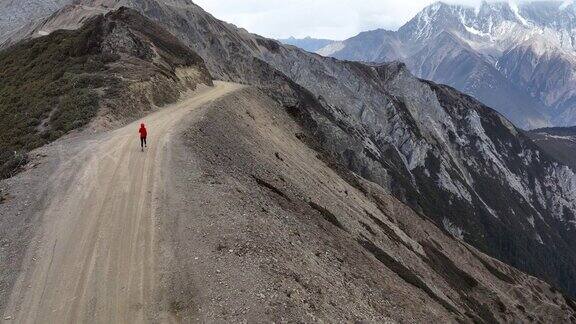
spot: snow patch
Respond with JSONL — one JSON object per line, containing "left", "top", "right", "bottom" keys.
{"left": 464, "top": 25, "right": 489, "bottom": 37}
{"left": 437, "top": 164, "right": 472, "bottom": 203}
{"left": 442, "top": 218, "right": 465, "bottom": 240}
{"left": 509, "top": 2, "right": 529, "bottom": 26}
{"left": 560, "top": 0, "right": 574, "bottom": 10}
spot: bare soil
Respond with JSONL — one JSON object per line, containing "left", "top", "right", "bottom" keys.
{"left": 156, "top": 87, "right": 576, "bottom": 323}
{"left": 1, "top": 84, "right": 574, "bottom": 323}
{"left": 1, "top": 82, "right": 241, "bottom": 323}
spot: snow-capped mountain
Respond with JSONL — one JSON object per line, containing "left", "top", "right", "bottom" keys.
{"left": 318, "top": 1, "right": 576, "bottom": 129}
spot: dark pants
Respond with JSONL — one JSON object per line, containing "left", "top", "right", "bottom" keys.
{"left": 141, "top": 137, "right": 147, "bottom": 148}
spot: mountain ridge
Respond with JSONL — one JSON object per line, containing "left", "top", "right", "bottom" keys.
{"left": 2, "top": 0, "right": 576, "bottom": 312}
{"left": 0, "top": 8, "right": 575, "bottom": 321}
{"left": 278, "top": 36, "right": 334, "bottom": 52}
{"left": 317, "top": 0, "right": 576, "bottom": 129}
{"left": 9, "top": 0, "right": 576, "bottom": 297}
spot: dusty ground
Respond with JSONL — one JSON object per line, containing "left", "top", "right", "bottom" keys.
{"left": 1, "top": 82, "right": 241, "bottom": 323}
{"left": 1, "top": 83, "right": 575, "bottom": 323}
{"left": 157, "top": 87, "right": 576, "bottom": 323}
{"left": 157, "top": 88, "right": 448, "bottom": 323}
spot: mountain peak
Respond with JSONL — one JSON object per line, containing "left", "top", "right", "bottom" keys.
{"left": 419, "top": 1, "right": 466, "bottom": 16}
{"left": 560, "top": 0, "right": 576, "bottom": 10}
{"left": 278, "top": 36, "right": 335, "bottom": 52}
{"left": 321, "top": 0, "right": 576, "bottom": 129}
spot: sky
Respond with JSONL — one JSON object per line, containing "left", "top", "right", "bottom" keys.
{"left": 192, "top": 0, "right": 497, "bottom": 40}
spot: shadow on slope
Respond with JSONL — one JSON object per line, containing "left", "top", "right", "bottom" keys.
{"left": 159, "top": 87, "right": 576, "bottom": 322}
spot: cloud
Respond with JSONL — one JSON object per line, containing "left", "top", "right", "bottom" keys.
{"left": 193, "top": 0, "right": 490, "bottom": 40}
{"left": 193, "top": 1, "right": 553, "bottom": 40}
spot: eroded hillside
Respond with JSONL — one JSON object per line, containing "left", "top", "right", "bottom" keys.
{"left": 158, "top": 87, "right": 576, "bottom": 322}
{"left": 0, "top": 7, "right": 211, "bottom": 178}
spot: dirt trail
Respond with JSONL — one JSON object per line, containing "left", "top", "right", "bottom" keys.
{"left": 2, "top": 81, "right": 242, "bottom": 323}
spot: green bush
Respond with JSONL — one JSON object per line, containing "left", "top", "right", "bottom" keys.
{"left": 0, "top": 19, "right": 120, "bottom": 179}
{"left": 0, "top": 150, "right": 28, "bottom": 179}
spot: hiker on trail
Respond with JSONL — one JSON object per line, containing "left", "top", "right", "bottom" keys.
{"left": 139, "top": 123, "right": 147, "bottom": 151}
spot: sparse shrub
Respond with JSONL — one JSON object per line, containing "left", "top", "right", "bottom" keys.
{"left": 0, "top": 8, "right": 207, "bottom": 180}
{"left": 0, "top": 150, "right": 28, "bottom": 179}
{"left": 0, "top": 18, "right": 120, "bottom": 179}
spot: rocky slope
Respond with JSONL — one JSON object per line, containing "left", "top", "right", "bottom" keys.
{"left": 0, "top": 0, "right": 71, "bottom": 44}
{"left": 0, "top": 6, "right": 212, "bottom": 178}
{"left": 318, "top": 1, "right": 576, "bottom": 129}
{"left": 2, "top": 58, "right": 574, "bottom": 321}
{"left": 6, "top": 0, "right": 576, "bottom": 299}
{"left": 529, "top": 126, "right": 576, "bottom": 171}
{"left": 158, "top": 86, "right": 576, "bottom": 322}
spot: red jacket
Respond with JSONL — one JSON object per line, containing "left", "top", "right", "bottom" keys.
{"left": 139, "top": 124, "right": 147, "bottom": 138}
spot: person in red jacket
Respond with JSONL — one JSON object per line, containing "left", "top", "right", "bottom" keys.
{"left": 139, "top": 123, "right": 147, "bottom": 151}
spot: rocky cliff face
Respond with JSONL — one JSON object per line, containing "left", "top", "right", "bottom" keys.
{"left": 317, "top": 1, "right": 576, "bottom": 130}
{"left": 3, "top": 0, "right": 576, "bottom": 301}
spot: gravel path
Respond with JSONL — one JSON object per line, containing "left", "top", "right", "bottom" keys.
{"left": 1, "top": 82, "right": 242, "bottom": 323}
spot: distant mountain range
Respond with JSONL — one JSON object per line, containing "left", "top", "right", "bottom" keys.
{"left": 309, "top": 1, "right": 576, "bottom": 130}
{"left": 0, "top": 0, "right": 70, "bottom": 44}
{"left": 278, "top": 36, "right": 334, "bottom": 52}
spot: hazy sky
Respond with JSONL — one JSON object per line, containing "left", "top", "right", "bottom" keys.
{"left": 192, "top": 0, "right": 502, "bottom": 40}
